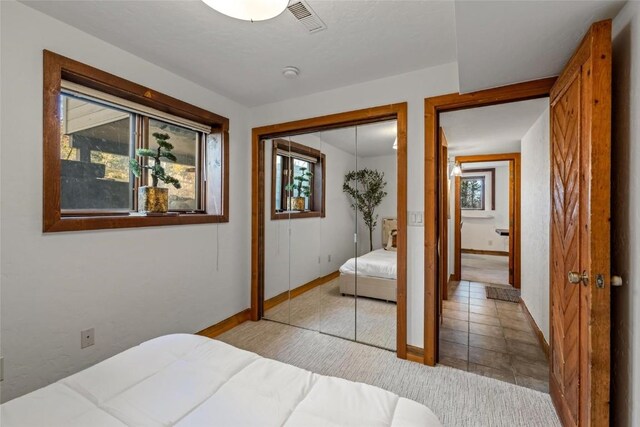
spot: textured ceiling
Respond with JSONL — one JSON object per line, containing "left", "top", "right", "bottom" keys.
{"left": 22, "top": 0, "right": 626, "bottom": 107}
{"left": 22, "top": 0, "right": 457, "bottom": 106}
{"left": 440, "top": 98, "right": 549, "bottom": 156}
{"left": 319, "top": 120, "right": 397, "bottom": 158}
{"left": 287, "top": 120, "right": 397, "bottom": 158}
{"left": 454, "top": 0, "right": 626, "bottom": 93}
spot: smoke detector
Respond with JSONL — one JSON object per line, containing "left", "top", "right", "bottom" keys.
{"left": 282, "top": 66, "right": 300, "bottom": 79}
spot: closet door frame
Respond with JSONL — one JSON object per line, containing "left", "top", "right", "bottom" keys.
{"left": 251, "top": 103, "right": 409, "bottom": 359}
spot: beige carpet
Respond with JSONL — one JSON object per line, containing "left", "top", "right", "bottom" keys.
{"left": 462, "top": 253, "right": 510, "bottom": 285}
{"left": 218, "top": 321, "right": 560, "bottom": 427}
{"left": 264, "top": 278, "right": 396, "bottom": 350}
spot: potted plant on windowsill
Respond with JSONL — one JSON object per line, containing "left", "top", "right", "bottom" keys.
{"left": 129, "top": 132, "right": 181, "bottom": 214}
{"left": 285, "top": 167, "right": 312, "bottom": 211}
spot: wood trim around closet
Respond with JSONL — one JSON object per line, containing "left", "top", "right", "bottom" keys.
{"left": 251, "top": 103, "right": 409, "bottom": 360}
{"left": 424, "top": 78, "right": 555, "bottom": 366}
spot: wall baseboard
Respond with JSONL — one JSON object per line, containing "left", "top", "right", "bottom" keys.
{"left": 406, "top": 345, "right": 424, "bottom": 363}
{"left": 264, "top": 270, "right": 340, "bottom": 311}
{"left": 197, "top": 309, "right": 251, "bottom": 339}
{"left": 519, "top": 298, "right": 550, "bottom": 359}
{"left": 461, "top": 248, "right": 509, "bottom": 257}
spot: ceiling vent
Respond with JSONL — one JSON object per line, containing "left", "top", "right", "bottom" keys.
{"left": 287, "top": 1, "right": 326, "bottom": 34}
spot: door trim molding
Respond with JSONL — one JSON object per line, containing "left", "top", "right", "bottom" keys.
{"left": 251, "top": 103, "right": 409, "bottom": 360}
{"left": 423, "top": 78, "right": 555, "bottom": 366}
{"left": 454, "top": 153, "right": 521, "bottom": 289}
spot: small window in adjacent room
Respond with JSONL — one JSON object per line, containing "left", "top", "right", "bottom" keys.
{"left": 460, "top": 176, "right": 485, "bottom": 210}
{"left": 271, "top": 139, "right": 325, "bottom": 219}
{"left": 44, "top": 50, "right": 229, "bottom": 232}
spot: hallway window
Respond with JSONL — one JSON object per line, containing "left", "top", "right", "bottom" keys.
{"left": 461, "top": 176, "right": 485, "bottom": 210}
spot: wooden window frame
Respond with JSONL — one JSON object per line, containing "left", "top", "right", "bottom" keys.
{"left": 270, "top": 139, "right": 326, "bottom": 220}
{"left": 43, "top": 50, "right": 229, "bottom": 232}
{"left": 462, "top": 168, "right": 495, "bottom": 210}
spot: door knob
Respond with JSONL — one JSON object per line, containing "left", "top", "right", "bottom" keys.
{"left": 568, "top": 271, "right": 588, "bottom": 285}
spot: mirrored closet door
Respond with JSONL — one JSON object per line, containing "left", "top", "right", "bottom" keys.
{"left": 261, "top": 120, "right": 398, "bottom": 352}
{"left": 353, "top": 120, "right": 398, "bottom": 351}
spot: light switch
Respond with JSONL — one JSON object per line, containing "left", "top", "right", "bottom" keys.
{"left": 408, "top": 211, "right": 424, "bottom": 227}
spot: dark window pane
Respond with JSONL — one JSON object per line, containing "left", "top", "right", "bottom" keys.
{"left": 60, "top": 94, "right": 133, "bottom": 210}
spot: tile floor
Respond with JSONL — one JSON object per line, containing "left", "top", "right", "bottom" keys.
{"left": 438, "top": 280, "right": 550, "bottom": 393}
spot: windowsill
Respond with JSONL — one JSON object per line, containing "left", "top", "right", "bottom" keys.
{"left": 271, "top": 210, "right": 324, "bottom": 220}
{"left": 45, "top": 212, "right": 228, "bottom": 233}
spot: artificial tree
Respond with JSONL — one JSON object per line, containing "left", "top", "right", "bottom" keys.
{"left": 129, "top": 132, "right": 181, "bottom": 213}
{"left": 343, "top": 168, "right": 387, "bottom": 252}
{"left": 285, "top": 166, "right": 313, "bottom": 211}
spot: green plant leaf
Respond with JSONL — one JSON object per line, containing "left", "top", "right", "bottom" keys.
{"left": 135, "top": 148, "right": 156, "bottom": 157}
{"left": 160, "top": 152, "right": 177, "bottom": 162}
{"left": 129, "top": 158, "right": 142, "bottom": 177}
{"left": 157, "top": 140, "right": 174, "bottom": 151}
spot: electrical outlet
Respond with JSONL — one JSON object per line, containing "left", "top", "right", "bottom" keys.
{"left": 328, "top": 254, "right": 332, "bottom": 263}
{"left": 81, "top": 328, "right": 95, "bottom": 349}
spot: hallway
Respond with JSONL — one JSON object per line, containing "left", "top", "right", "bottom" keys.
{"left": 438, "top": 280, "right": 549, "bottom": 393}
{"left": 461, "top": 253, "right": 510, "bottom": 285}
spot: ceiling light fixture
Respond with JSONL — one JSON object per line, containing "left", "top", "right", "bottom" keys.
{"left": 202, "top": 0, "right": 289, "bottom": 22}
{"left": 282, "top": 66, "right": 300, "bottom": 79}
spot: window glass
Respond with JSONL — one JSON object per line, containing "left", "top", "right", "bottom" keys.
{"left": 60, "top": 94, "right": 133, "bottom": 210}
{"left": 148, "top": 118, "right": 199, "bottom": 211}
{"left": 461, "top": 176, "right": 485, "bottom": 210}
{"left": 292, "top": 158, "right": 312, "bottom": 210}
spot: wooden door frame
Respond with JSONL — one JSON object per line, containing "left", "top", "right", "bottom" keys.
{"left": 251, "top": 103, "right": 409, "bottom": 359}
{"left": 424, "top": 78, "right": 556, "bottom": 366}
{"left": 453, "top": 153, "right": 521, "bottom": 289}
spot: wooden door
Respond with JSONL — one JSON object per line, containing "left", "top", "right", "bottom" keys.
{"left": 549, "top": 20, "right": 611, "bottom": 427}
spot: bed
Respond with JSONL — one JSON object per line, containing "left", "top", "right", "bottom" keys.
{"left": 339, "top": 218, "right": 398, "bottom": 302}
{"left": 1, "top": 334, "right": 440, "bottom": 427}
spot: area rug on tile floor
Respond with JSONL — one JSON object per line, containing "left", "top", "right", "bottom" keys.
{"left": 217, "top": 320, "right": 560, "bottom": 427}
{"left": 485, "top": 286, "right": 521, "bottom": 302}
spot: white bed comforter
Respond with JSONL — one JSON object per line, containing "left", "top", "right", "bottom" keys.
{"left": 339, "top": 248, "right": 397, "bottom": 280}
{"left": 1, "top": 334, "right": 440, "bottom": 427}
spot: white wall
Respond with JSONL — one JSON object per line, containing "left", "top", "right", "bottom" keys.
{"left": 611, "top": 3, "right": 640, "bottom": 426}
{"left": 520, "top": 107, "right": 550, "bottom": 342}
{"left": 250, "top": 64, "right": 459, "bottom": 347}
{"left": 358, "top": 154, "right": 397, "bottom": 252}
{"left": 460, "top": 163, "right": 510, "bottom": 253}
{"left": 263, "top": 135, "right": 358, "bottom": 300}
{"left": 0, "top": 2, "right": 251, "bottom": 402}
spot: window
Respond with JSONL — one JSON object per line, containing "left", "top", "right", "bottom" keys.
{"left": 44, "top": 50, "right": 229, "bottom": 232}
{"left": 271, "top": 139, "right": 325, "bottom": 220}
{"left": 460, "top": 176, "right": 485, "bottom": 210}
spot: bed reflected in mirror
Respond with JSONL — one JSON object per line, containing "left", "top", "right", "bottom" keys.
{"left": 262, "top": 119, "right": 398, "bottom": 351}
